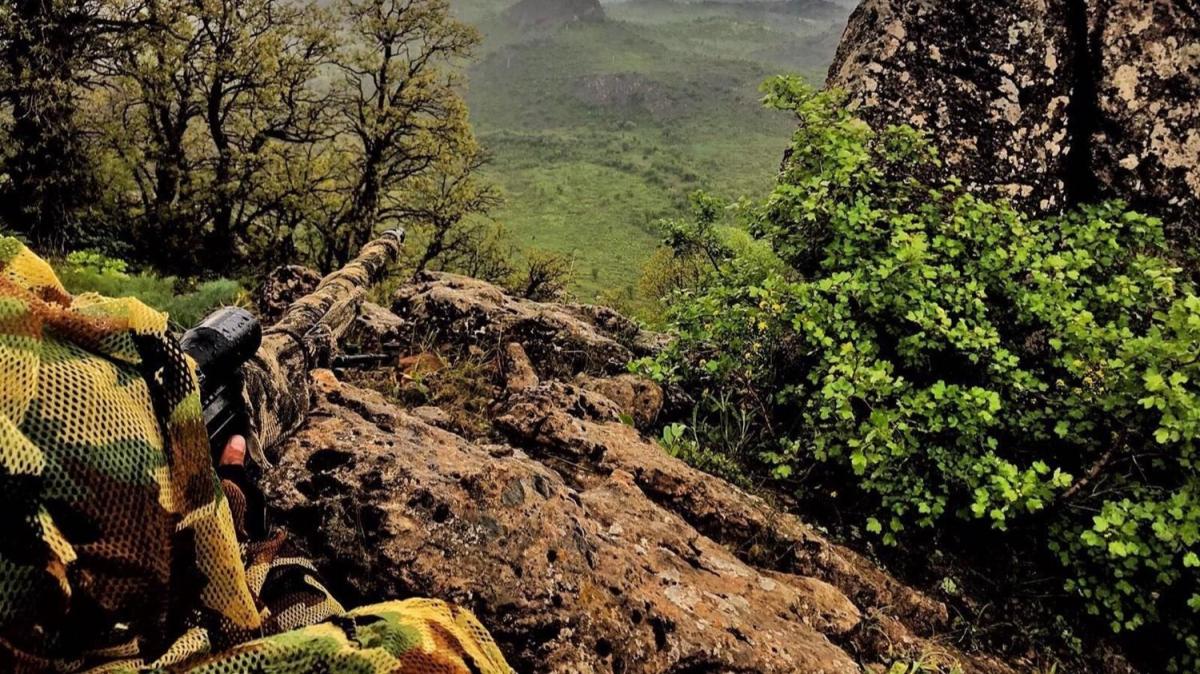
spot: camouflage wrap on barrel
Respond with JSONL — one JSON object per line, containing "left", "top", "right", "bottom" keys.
{"left": 0, "top": 238, "right": 513, "bottom": 674}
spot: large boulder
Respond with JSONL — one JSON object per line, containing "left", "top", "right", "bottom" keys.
{"left": 1089, "top": 0, "right": 1200, "bottom": 236}
{"left": 827, "top": 0, "right": 1199, "bottom": 235}
{"left": 345, "top": 300, "right": 405, "bottom": 351}
{"left": 828, "top": 0, "right": 1075, "bottom": 212}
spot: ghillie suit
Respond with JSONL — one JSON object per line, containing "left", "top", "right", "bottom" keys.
{"left": 0, "top": 238, "right": 513, "bottom": 673}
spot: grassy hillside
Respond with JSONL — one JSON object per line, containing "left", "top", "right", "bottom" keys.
{"left": 455, "top": 0, "right": 849, "bottom": 300}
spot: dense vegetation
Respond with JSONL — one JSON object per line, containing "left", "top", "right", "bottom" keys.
{"left": 0, "top": 0, "right": 590, "bottom": 320}
{"left": 56, "top": 251, "right": 247, "bottom": 327}
{"left": 0, "top": 0, "right": 842, "bottom": 314}
{"left": 640, "top": 77, "right": 1200, "bottom": 668}
{"left": 0, "top": 0, "right": 501, "bottom": 277}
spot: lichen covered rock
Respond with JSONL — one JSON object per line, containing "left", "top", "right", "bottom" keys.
{"left": 268, "top": 368, "right": 1020, "bottom": 673}
{"left": 256, "top": 265, "right": 322, "bottom": 322}
{"left": 391, "top": 271, "right": 656, "bottom": 379}
{"left": 1090, "top": 0, "right": 1200, "bottom": 237}
{"left": 828, "top": 0, "right": 1198, "bottom": 233}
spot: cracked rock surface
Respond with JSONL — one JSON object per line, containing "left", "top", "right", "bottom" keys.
{"left": 827, "top": 0, "right": 1198, "bottom": 235}
{"left": 262, "top": 274, "right": 1029, "bottom": 673}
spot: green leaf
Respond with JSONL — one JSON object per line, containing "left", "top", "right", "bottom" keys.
{"left": 1145, "top": 371, "right": 1165, "bottom": 392}
{"left": 850, "top": 451, "right": 867, "bottom": 474}
{"left": 1054, "top": 420, "right": 1070, "bottom": 437}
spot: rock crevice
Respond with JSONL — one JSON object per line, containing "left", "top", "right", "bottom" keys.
{"left": 827, "top": 0, "right": 1199, "bottom": 234}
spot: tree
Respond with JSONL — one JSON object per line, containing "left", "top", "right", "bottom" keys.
{"left": 93, "top": 0, "right": 333, "bottom": 272}
{"left": 512, "top": 249, "right": 573, "bottom": 301}
{"left": 312, "top": 0, "right": 480, "bottom": 270}
{"left": 2, "top": 0, "right": 499, "bottom": 281}
{"left": 0, "top": 0, "right": 146, "bottom": 251}
{"left": 406, "top": 148, "right": 501, "bottom": 274}
{"left": 195, "top": 0, "right": 332, "bottom": 271}
{"left": 426, "top": 219, "right": 517, "bottom": 286}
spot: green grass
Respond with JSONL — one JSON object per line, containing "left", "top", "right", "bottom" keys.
{"left": 54, "top": 257, "right": 248, "bottom": 328}
{"left": 456, "top": 0, "right": 848, "bottom": 300}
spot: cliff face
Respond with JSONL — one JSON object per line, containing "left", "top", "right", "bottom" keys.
{"left": 827, "top": 0, "right": 1199, "bottom": 236}
{"left": 1089, "top": 1, "right": 1199, "bottom": 230}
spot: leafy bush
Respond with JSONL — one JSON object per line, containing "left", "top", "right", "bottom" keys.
{"left": 638, "top": 190, "right": 785, "bottom": 309}
{"left": 639, "top": 76, "right": 1200, "bottom": 666}
{"left": 56, "top": 250, "right": 246, "bottom": 327}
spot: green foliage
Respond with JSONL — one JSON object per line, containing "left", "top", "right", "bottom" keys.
{"left": 641, "top": 76, "right": 1200, "bottom": 666}
{"left": 2, "top": 0, "right": 492, "bottom": 278}
{"left": 56, "top": 250, "right": 246, "bottom": 328}
{"left": 637, "top": 190, "right": 785, "bottom": 321}
{"left": 0, "top": 0, "right": 109, "bottom": 251}
{"left": 509, "top": 248, "right": 575, "bottom": 301}
{"left": 66, "top": 250, "right": 128, "bottom": 276}
{"left": 658, "top": 422, "right": 749, "bottom": 488}
{"left": 885, "top": 654, "right": 964, "bottom": 674}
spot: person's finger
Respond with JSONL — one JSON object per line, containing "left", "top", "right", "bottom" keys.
{"left": 220, "top": 434, "right": 247, "bottom": 467}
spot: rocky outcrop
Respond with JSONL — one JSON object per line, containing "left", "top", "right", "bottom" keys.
{"left": 1090, "top": 1, "right": 1200, "bottom": 230}
{"left": 827, "top": 0, "right": 1199, "bottom": 235}
{"left": 263, "top": 273, "right": 1029, "bottom": 673}
{"left": 574, "top": 373, "right": 664, "bottom": 430}
{"left": 390, "top": 271, "right": 660, "bottom": 379}
{"left": 346, "top": 301, "right": 404, "bottom": 351}
{"left": 573, "top": 73, "right": 685, "bottom": 119}
{"left": 256, "top": 264, "right": 322, "bottom": 322}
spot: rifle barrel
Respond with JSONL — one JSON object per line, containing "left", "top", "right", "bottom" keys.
{"left": 242, "top": 229, "right": 406, "bottom": 459}
{"left": 271, "top": 230, "right": 406, "bottom": 349}
{"left": 331, "top": 353, "right": 395, "bottom": 368}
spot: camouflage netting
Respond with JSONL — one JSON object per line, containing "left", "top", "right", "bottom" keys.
{"left": 0, "top": 238, "right": 512, "bottom": 674}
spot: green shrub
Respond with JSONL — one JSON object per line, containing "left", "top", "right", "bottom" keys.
{"left": 639, "top": 76, "right": 1200, "bottom": 666}
{"left": 638, "top": 190, "right": 785, "bottom": 308}
{"left": 56, "top": 250, "right": 246, "bottom": 327}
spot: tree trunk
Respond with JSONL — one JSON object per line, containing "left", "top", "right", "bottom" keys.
{"left": 207, "top": 74, "right": 239, "bottom": 270}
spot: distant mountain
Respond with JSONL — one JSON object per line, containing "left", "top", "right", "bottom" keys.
{"left": 716, "top": 0, "right": 848, "bottom": 20}
{"left": 626, "top": 0, "right": 849, "bottom": 22}
{"left": 504, "top": 0, "right": 605, "bottom": 30}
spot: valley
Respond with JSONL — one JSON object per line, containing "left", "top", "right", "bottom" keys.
{"left": 452, "top": 0, "right": 852, "bottom": 300}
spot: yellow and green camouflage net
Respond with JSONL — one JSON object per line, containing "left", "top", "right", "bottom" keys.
{"left": 0, "top": 238, "right": 513, "bottom": 674}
